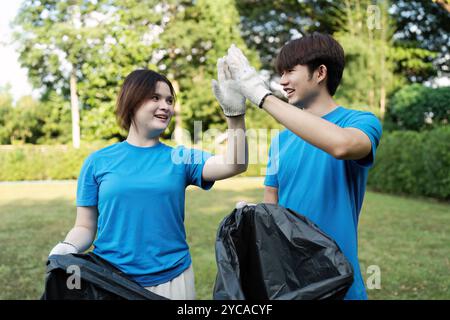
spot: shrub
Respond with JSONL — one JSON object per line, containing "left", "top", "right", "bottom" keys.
{"left": 369, "top": 126, "right": 450, "bottom": 200}
{"left": 385, "top": 84, "right": 449, "bottom": 131}
{"left": 0, "top": 144, "right": 103, "bottom": 181}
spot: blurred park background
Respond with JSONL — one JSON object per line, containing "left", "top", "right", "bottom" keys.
{"left": 0, "top": 0, "right": 449, "bottom": 299}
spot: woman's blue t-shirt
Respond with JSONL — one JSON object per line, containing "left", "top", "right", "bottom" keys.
{"left": 76, "top": 141, "right": 214, "bottom": 287}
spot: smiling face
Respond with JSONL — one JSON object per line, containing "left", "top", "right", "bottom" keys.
{"left": 275, "top": 33, "right": 345, "bottom": 105}
{"left": 132, "top": 81, "right": 174, "bottom": 136}
{"left": 279, "top": 64, "right": 322, "bottom": 105}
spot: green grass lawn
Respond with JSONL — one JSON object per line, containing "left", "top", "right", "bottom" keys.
{"left": 0, "top": 178, "right": 448, "bottom": 300}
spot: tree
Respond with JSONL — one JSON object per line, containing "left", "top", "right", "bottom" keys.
{"left": 37, "top": 92, "right": 72, "bottom": 144}
{"left": 12, "top": 0, "right": 116, "bottom": 148}
{"left": 8, "top": 95, "right": 43, "bottom": 144}
{"left": 236, "top": 0, "right": 441, "bottom": 118}
{"left": 390, "top": 0, "right": 450, "bottom": 81}
{"left": 79, "top": 0, "right": 175, "bottom": 142}
{"left": 385, "top": 84, "right": 450, "bottom": 131}
{"left": 155, "top": 0, "right": 275, "bottom": 139}
{"left": 236, "top": 0, "right": 344, "bottom": 71}
{"left": 12, "top": 0, "right": 174, "bottom": 145}
{"left": 0, "top": 85, "right": 14, "bottom": 144}
{"left": 331, "top": 0, "right": 399, "bottom": 117}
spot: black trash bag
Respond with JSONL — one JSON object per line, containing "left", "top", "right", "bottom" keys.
{"left": 213, "top": 203, "right": 354, "bottom": 300}
{"left": 41, "top": 252, "right": 167, "bottom": 300}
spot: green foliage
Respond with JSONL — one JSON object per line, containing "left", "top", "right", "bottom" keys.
{"left": 385, "top": 84, "right": 450, "bottom": 131}
{"left": 37, "top": 93, "right": 72, "bottom": 144}
{"left": 0, "top": 144, "right": 102, "bottom": 181}
{"left": 7, "top": 96, "right": 42, "bottom": 144}
{"left": 236, "top": 0, "right": 344, "bottom": 70}
{"left": 8, "top": 0, "right": 446, "bottom": 145}
{"left": 333, "top": 0, "right": 436, "bottom": 117}
{"left": 0, "top": 87, "right": 14, "bottom": 144}
{"left": 81, "top": 101, "right": 124, "bottom": 143}
{"left": 12, "top": 0, "right": 170, "bottom": 143}
{"left": 78, "top": 0, "right": 171, "bottom": 141}
{"left": 158, "top": 0, "right": 263, "bottom": 133}
{"left": 238, "top": 0, "right": 439, "bottom": 118}
{"left": 334, "top": 0, "right": 396, "bottom": 116}
{"left": 368, "top": 126, "right": 450, "bottom": 200}
{"left": 0, "top": 91, "right": 71, "bottom": 145}
{"left": 12, "top": 0, "right": 273, "bottom": 141}
{"left": 13, "top": 0, "right": 109, "bottom": 96}
{"left": 391, "top": 0, "right": 450, "bottom": 80}
{"left": 389, "top": 45, "right": 438, "bottom": 81}
{"left": 0, "top": 140, "right": 183, "bottom": 181}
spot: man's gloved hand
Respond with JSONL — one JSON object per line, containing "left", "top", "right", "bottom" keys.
{"left": 225, "top": 44, "right": 272, "bottom": 107}
{"left": 49, "top": 242, "right": 79, "bottom": 257}
{"left": 212, "top": 57, "right": 246, "bottom": 117}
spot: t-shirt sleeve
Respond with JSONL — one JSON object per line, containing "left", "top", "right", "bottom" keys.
{"left": 183, "top": 147, "right": 215, "bottom": 190}
{"left": 264, "top": 137, "right": 280, "bottom": 188}
{"left": 76, "top": 154, "right": 99, "bottom": 206}
{"left": 345, "top": 111, "right": 383, "bottom": 168}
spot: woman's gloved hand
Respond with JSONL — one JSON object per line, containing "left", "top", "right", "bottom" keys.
{"left": 212, "top": 57, "right": 246, "bottom": 117}
{"left": 48, "top": 242, "right": 79, "bottom": 257}
{"left": 235, "top": 201, "right": 256, "bottom": 209}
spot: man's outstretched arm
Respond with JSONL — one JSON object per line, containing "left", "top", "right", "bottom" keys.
{"left": 262, "top": 95, "right": 372, "bottom": 160}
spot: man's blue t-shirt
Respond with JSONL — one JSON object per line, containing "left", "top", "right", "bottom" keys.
{"left": 76, "top": 141, "right": 214, "bottom": 287}
{"left": 264, "top": 106, "right": 382, "bottom": 300}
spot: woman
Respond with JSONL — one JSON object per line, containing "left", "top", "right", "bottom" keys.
{"left": 49, "top": 64, "right": 248, "bottom": 300}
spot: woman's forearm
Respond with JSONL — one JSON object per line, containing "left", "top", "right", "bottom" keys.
{"left": 225, "top": 115, "right": 248, "bottom": 170}
{"left": 63, "top": 225, "right": 96, "bottom": 253}
{"left": 201, "top": 115, "right": 248, "bottom": 181}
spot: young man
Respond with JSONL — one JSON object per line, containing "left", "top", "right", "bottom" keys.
{"left": 223, "top": 32, "right": 382, "bottom": 300}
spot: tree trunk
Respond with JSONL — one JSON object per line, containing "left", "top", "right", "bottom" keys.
{"left": 367, "top": 18, "right": 375, "bottom": 112}
{"left": 380, "top": 85, "right": 386, "bottom": 119}
{"left": 172, "top": 80, "right": 183, "bottom": 145}
{"left": 344, "top": 0, "right": 355, "bottom": 35}
{"left": 70, "top": 69, "right": 81, "bottom": 149}
{"left": 379, "top": 3, "right": 387, "bottom": 120}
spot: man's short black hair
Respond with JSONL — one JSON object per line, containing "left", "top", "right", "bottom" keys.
{"left": 275, "top": 32, "right": 345, "bottom": 96}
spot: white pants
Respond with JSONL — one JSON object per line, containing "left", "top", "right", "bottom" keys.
{"left": 144, "top": 264, "right": 196, "bottom": 300}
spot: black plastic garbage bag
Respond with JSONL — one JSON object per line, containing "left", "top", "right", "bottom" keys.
{"left": 213, "top": 203, "right": 354, "bottom": 300}
{"left": 41, "top": 252, "right": 167, "bottom": 300}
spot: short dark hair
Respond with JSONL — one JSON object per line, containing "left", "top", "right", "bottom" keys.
{"left": 116, "top": 69, "right": 176, "bottom": 131}
{"left": 275, "top": 32, "right": 345, "bottom": 96}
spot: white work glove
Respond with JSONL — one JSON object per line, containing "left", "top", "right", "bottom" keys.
{"left": 212, "top": 57, "right": 246, "bottom": 117}
{"left": 49, "top": 242, "right": 79, "bottom": 257}
{"left": 225, "top": 44, "right": 272, "bottom": 107}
